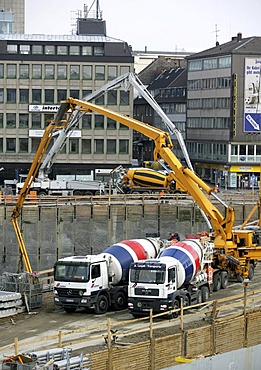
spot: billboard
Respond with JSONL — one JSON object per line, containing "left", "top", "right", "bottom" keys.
{"left": 244, "top": 58, "right": 261, "bottom": 132}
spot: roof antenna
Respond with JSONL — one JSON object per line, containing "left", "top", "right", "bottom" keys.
{"left": 212, "top": 24, "right": 220, "bottom": 46}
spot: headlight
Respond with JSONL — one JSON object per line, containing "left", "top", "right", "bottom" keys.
{"left": 54, "top": 297, "right": 59, "bottom": 302}
{"left": 81, "top": 299, "right": 88, "bottom": 303}
{"left": 137, "top": 302, "right": 142, "bottom": 308}
{"left": 128, "top": 303, "right": 133, "bottom": 309}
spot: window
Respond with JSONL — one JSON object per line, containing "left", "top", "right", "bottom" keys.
{"left": 120, "top": 90, "right": 129, "bottom": 105}
{"left": 7, "top": 89, "right": 16, "bottom": 103}
{"left": 120, "top": 66, "right": 130, "bottom": 75}
{"left": 6, "top": 138, "right": 16, "bottom": 152}
{"left": 94, "top": 139, "right": 104, "bottom": 153}
{"left": 107, "top": 139, "right": 116, "bottom": 154}
{"left": 83, "top": 65, "right": 92, "bottom": 80}
{"left": 44, "top": 114, "right": 54, "bottom": 127}
{"left": 70, "top": 65, "right": 80, "bottom": 79}
{"left": 19, "top": 114, "right": 29, "bottom": 128}
{"left": 107, "top": 118, "right": 116, "bottom": 129}
{"left": 0, "top": 89, "right": 4, "bottom": 103}
{"left": 7, "top": 64, "right": 16, "bottom": 78}
{"left": 57, "top": 65, "right": 67, "bottom": 79}
{"left": 32, "top": 113, "right": 41, "bottom": 128}
{"left": 217, "top": 77, "right": 231, "bottom": 88}
{"left": 108, "top": 66, "right": 117, "bottom": 80}
{"left": 82, "top": 139, "right": 91, "bottom": 154}
{"left": 32, "top": 89, "right": 41, "bottom": 103}
{"left": 119, "top": 139, "right": 129, "bottom": 154}
{"left": 19, "top": 64, "right": 29, "bottom": 79}
{"left": 19, "top": 138, "right": 28, "bottom": 152}
{"left": 57, "top": 45, "right": 68, "bottom": 55}
{"left": 69, "top": 45, "right": 80, "bottom": 55}
{"left": 82, "top": 115, "right": 92, "bottom": 129}
{"left": 45, "top": 89, "right": 54, "bottom": 103}
{"left": 203, "top": 58, "right": 217, "bottom": 70}
{"left": 95, "top": 115, "right": 104, "bottom": 129}
{"left": 216, "top": 97, "right": 230, "bottom": 108}
{"left": 188, "top": 79, "right": 201, "bottom": 90}
{"left": 94, "top": 46, "right": 104, "bottom": 55}
{"left": 57, "top": 89, "right": 67, "bottom": 102}
{"left": 19, "top": 89, "right": 29, "bottom": 103}
{"left": 0, "top": 64, "right": 3, "bottom": 78}
{"left": 6, "top": 113, "right": 16, "bottom": 128}
{"left": 32, "top": 45, "right": 43, "bottom": 55}
{"left": 218, "top": 56, "right": 231, "bottom": 68}
{"left": 32, "top": 137, "right": 41, "bottom": 152}
{"left": 202, "top": 98, "right": 215, "bottom": 109}
{"left": 82, "top": 90, "right": 92, "bottom": 99}
{"left": 69, "top": 138, "right": 79, "bottom": 153}
{"left": 0, "top": 138, "right": 2, "bottom": 152}
{"left": 188, "top": 60, "right": 202, "bottom": 71}
{"left": 188, "top": 99, "right": 201, "bottom": 109}
{"left": 82, "top": 46, "right": 92, "bottom": 55}
{"left": 32, "top": 65, "right": 42, "bottom": 79}
{"left": 95, "top": 65, "right": 105, "bottom": 80}
{"left": 70, "top": 90, "right": 79, "bottom": 98}
{"left": 45, "top": 65, "right": 55, "bottom": 79}
{"left": 20, "top": 45, "right": 30, "bottom": 54}
{"left": 202, "top": 78, "right": 216, "bottom": 89}
{"left": 95, "top": 95, "right": 104, "bottom": 105}
{"left": 44, "top": 45, "right": 55, "bottom": 55}
{"left": 7, "top": 44, "right": 18, "bottom": 54}
{"left": 119, "top": 123, "right": 129, "bottom": 130}
{"left": 107, "top": 91, "right": 117, "bottom": 105}
{"left": 0, "top": 113, "right": 3, "bottom": 128}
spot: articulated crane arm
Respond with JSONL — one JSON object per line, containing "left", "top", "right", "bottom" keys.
{"left": 67, "top": 98, "right": 235, "bottom": 249}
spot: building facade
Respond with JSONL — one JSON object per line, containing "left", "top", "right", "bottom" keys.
{"left": 0, "top": 0, "right": 25, "bottom": 34}
{"left": 186, "top": 33, "right": 261, "bottom": 189}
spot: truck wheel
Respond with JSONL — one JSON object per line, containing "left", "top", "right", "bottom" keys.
{"left": 200, "top": 286, "right": 209, "bottom": 302}
{"left": 166, "top": 298, "right": 180, "bottom": 319}
{"left": 248, "top": 264, "right": 255, "bottom": 280}
{"left": 94, "top": 294, "right": 108, "bottom": 315}
{"left": 64, "top": 307, "right": 76, "bottom": 313}
{"left": 113, "top": 291, "right": 127, "bottom": 311}
{"left": 196, "top": 290, "right": 203, "bottom": 304}
{"left": 213, "top": 272, "right": 221, "bottom": 291}
{"left": 73, "top": 190, "right": 82, "bottom": 196}
{"left": 38, "top": 190, "right": 47, "bottom": 196}
{"left": 221, "top": 271, "right": 228, "bottom": 289}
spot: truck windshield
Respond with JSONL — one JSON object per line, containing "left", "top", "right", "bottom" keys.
{"left": 54, "top": 262, "right": 90, "bottom": 282}
{"left": 130, "top": 268, "right": 165, "bottom": 284}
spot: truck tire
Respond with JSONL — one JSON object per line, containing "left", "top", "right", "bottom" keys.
{"left": 113, "top": 291, "right": 127, "bottom": 311}
{"left": 248, "top": 264, "right": 255, "bottom": 280}
{"left": 64, "top": 307, "right": 76, "bottom": 313}
{"left": 200, "top": 286, "right": 209, "bottom": 302}
{"left": 73, "top": 190, "right": 82, "bottom": 196}
{"left": 213, "top": 272, "right": 221, "bottom": 291}
{"left": 196, "top": 290, "right": 203, "bottom": 304}
{"left": 221, "top": 271, "right": 228, "bottom": 289}
{"left": 166, "top": 298, "right": 180, "bottom": 319}
{"left": 38, "top": 190, "right": 47, "bottom": 196}
{"left": 94, "top": 294, "right": 109, "bottom": 315}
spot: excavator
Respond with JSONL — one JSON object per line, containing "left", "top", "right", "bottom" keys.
{"left": 11, "top": 76, "right": 261, "bottom": 280}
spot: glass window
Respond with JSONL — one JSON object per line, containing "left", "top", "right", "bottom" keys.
{"left": 0, "top": 138, "right": 2, "bottom": 152}
{"left": 32, "top": 137, "right": 41, "bottom": 152}
{"left": 7, "top": 89, "right": 16, "bottom": 103}
{"left": 45, "top": 89, "right": 54, "bottom": 103}
{"left": 19, "top": 89, "right": 29, "bottom": 103}
{"left": 19, "top": 64, "right": 29, "bottom": 79}
{"left": 6, "top": 138, "right": 16, "bottom": 152}
{"left": 7, "top": 64, "right": 16, "bottom": 78}
{"left": 69, "top": 138, "right": 79, "bottom": 153}
{"left": 19, "top": 138, "right": 28, "bottom": 152}
{"left": 44, "top": 114, "right": 54, "bottom": 127}
{"left": 94, "top": 115, "right": 104, "bottom": 129}
{"left": 32, "top": 89, "right": 41, "bottom": 103}
{"left": 107, "top": 91, "right": 117, "bottom": 105}
{"left": 7, "top": 44, "right": 18, "bottom": 53}
{"left": 203, "top": 58, "right": 218, "bottom": 70}
{"left": 95, "top": 65, "right": 105, "bottom": 80}
{"left": 70, "top": 65, "right": 80, "bottom": 79}
{"left": 20, "top": 45, "right": 30, "bottom": 54}
{"left": 0, "top": 64, "right": 3, "bottom": 78}
{"left": 44, "top": 45, "right": 55, "bottom": 55}
{"left": 108, "top": 66, "right": 117, "bottom": 80}
{"left": 32, "top": 113, "right": 41, "bottom": 128}
{"left": 218, "top": 56, "right": 231, "bottom": 68}
{"left": 94, "top": 139, "right": 104, "bottom": 153}
{"left": 107, "top": 118, "right": 116, "bottom": 129}
{"left": 119, "top": 139, "right": 129, "bottom": 153}
{"left": 82, "top": 139, "right": 91, "bottom": 154}
{"left": 70, "top": 89, "right": 79, "bottom": 98}
{"left": 32, "top": 64, "right": 42, "bottom": 79}
{"left": 82, "top": 115, "right": 92, "bottom": 129}
{"left": 188, "top": 60, "right": 202, "bottom": 71}
{"left": 69, "top": 45, "right": 80, "bottom": 55}
{"left": 6, "top": 113, "right": 16, "bottom": 128}
{"left": 0, "top": 89, "right": 4, "bottom": 103}
{"left": 95, "top": 95, "right": 104, "bottom": 105}
{"left": 94, "top": 46, "right": 104, "bottom": 55}
{"left": 19, "top": 114, "right": 29, "bottom": 128}
{"left": 45, "top": 65, "right": 55, "bottom": 79}
{"left": 57, "top": 65, "right": 67, "bottom": 79}
{"left": 83, "top": 65, "right": 92, "bottom": 80}
{"left": 57, "top": 89, "right": 67, "bottom": 102}
{"left": 82, "top": 46, "right": 92, "bottom": 55}
{"left": 32, "top": 45, "right": 43, "bottom": 54}
{"left": 82, "top": 89, "right": 92, "bottom": 99}
{"left": 120, "top": 90, "right": 129, "bottom": 105}
{"left": 119, "top": 123, "right": 129, "bottom": 130}
{"left": 0, "top": 113, "right": 3, "bottom": 128}
{"left": 107, "top": 139, "right": 116, "bottom": 154}
{"left": 57, "top": 45, "right": 68, "bottom": 55}
{"left": 120, "top": 66, "right": 130, "bottom": 75}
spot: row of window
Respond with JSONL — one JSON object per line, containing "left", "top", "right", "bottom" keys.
{"left": 187, "top": 117, "right": 230, "bottom": 129}
{"left": 0, "top": 88, "right": 130, "bottom": 106}
{"left": 187, "top": 141, "right": 227, "bottom": 161}
{"left": 0, "top": 63, "right": 130, "bottom": 81}
{"left": 0, "top": 137, "right": 129, "bottom": 155}
{"left": 231, "top": 144, "right": 261, "bottom": 156}
{"left": 159, "top": 87, "right": 186, "bottom": 98}
{"left": 7, "top": 43, "right": 105, "bottom": 57}
{"left": 188, "top": 98, "right": 231, "bottom": 109}
{"left": 188, "top": 77, "right": 231, "bottom": 90}
{"left": 0, "top": 112, "right": 130, "bottom": 130}
{"left": 188, "top": 56, "right": 231, "bottom": 71}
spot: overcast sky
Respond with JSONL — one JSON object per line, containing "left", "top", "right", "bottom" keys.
{"left": 25, "top": 0, "right": 261, "bottom": 53}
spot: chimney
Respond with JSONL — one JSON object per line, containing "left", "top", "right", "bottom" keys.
{"left": 237, "top": 32, "right": 242, "bottom": 41}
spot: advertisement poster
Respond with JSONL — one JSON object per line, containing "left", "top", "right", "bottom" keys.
{"left": 244, "top": 58, "right": 261, "bottom": 132}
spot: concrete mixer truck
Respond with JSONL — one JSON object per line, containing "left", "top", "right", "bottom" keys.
{"left": 53, "top": 238, "right": 164, "bottom": 314}
{"left": 128, "top": 236, "right": 215, "bottom": 317}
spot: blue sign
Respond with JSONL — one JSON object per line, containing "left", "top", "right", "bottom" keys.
{"left": 244, "top": 113, "right": 261, "bottom": 132}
